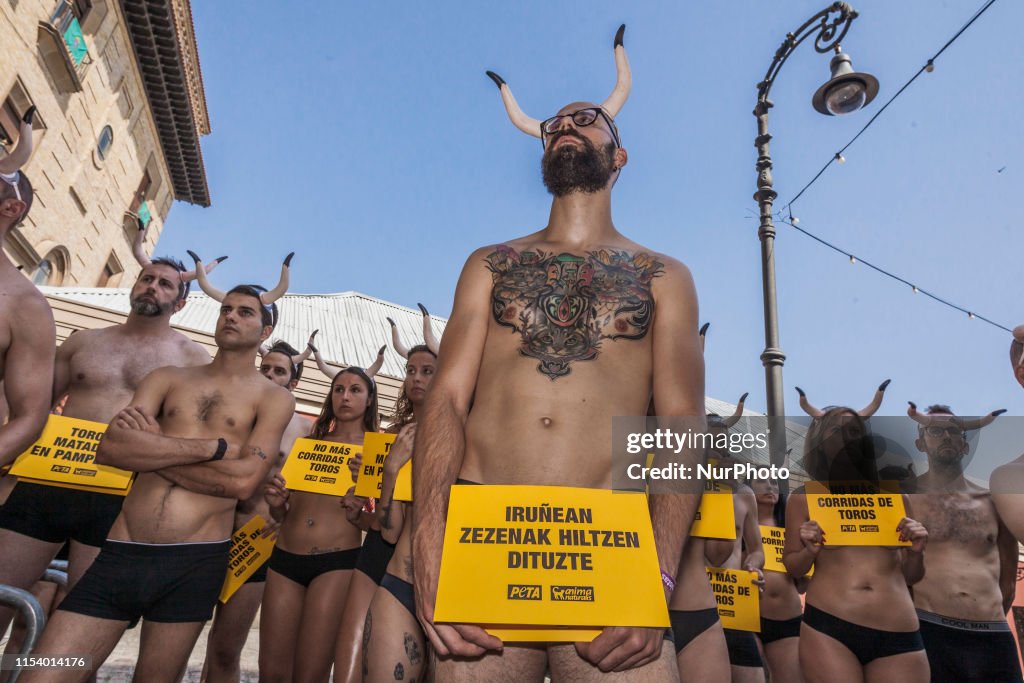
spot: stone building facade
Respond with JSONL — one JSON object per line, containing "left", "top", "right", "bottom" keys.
{"left": 0, "top": 0, "right": 209, "bottom": 287}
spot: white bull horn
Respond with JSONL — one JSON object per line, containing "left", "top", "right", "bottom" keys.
{"left": 857, "top": 379, "right": 891, "bottom": 418}
{"left": 186, "top": 250, "right": 226, "bottom": 302}
{"left": 600, "top": 25, "right": 631, "bottom": 118}
{"left": 388, "top": 317, "right": 410, "bottom": 359}
{"left": 486, "top": 71, "right": 543, "bottom": 139}
{"left": 181, "top": 255, "right": 226, "bottom": 283}
{"left": 795, "top": 387, "right": 824, "bottom": 418}
{"left": 419, "top": 303, "right": 441, "bottom": 355}
{"left": 366, "top": 345, "right": 386, "bottom": 378}
{"left": 0, "top": 106, "right": 36, "bottom": 176}
{"left": 260, "top": 252, "right": 293, "bottom": 305}
{"left": 723, "top": 393, "right": 748, "bottom": 428}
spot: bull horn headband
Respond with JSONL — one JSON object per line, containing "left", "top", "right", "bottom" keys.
{"left": 0, "top": 106, "right": 36, "bottom": 189}
{"left": 187, "top": 250, "right": 292, "bottom": 305}
{"left": 723, "top": 393, "right": 749, "bottom": 429}
{"left": 387, "top": 303, "right": 441, "bottom": 359}
{"left": 258, "top": 331, "right": 316, "bottom": 369}
{"left": 907, "top": 401, "right": 1006, "bottom": 432}
{"left": 486, "top": 24, "right": 632, "bottom": 139}
{"left": 796, "top": 379, "right": 891, "bottom": 419}
{"left": 134, "top": 231, "right": 226, "bottom": 283}
{"left": 309, "top": 331, "right": 386, "bottom": 380}
{"left": 699, "top": 322, "right": 709, "bottom": 353}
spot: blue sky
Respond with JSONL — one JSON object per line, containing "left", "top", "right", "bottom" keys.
{"left": 159, "top": 0, "right": 1023, "bottom": 422}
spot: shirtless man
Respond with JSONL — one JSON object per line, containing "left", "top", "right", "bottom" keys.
{"left": 0, "top": 257, "right": 209, "bottom": 644}
{"left": 0, "top": 105, "right": 55, "bottom": 468}
{"left": 21, "top": 285, "right": 295, "bottom": 683}
{"left": 412, "top": 29, "right": 705, "bottom": 681}
{"left": 991, "top": 327, "right": 1024, "bottom": 542}
{"left": 703, "top": 425, "right": 766, "bottom": 683}
{"left": 201, "top": 340, "right": 310, "bottom": 683}
{"left": 911, "top": 404, "right": 1021, "bottom": 682}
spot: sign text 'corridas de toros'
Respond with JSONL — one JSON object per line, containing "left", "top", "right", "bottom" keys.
{"left": 435, "top": 485, "right": 668, "bottom": 642}
{"left": 280, "top": 438, "right": 359, "bottom": 496}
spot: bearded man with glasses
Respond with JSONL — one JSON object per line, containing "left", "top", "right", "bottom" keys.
{"left": 910, "top": 404, "right": 1022, "bottom": 682}
{"left": 412, "top": 26, "right": 706, "bottom": 683}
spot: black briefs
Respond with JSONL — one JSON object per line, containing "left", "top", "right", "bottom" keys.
{"left": 917, "top": 609, "right": 1023, "bottom": 683}
{"left": 759, "top": 615, "right": 802, "bottom": 644}
{"left": 668, "top": 608, "right": 720, "bottom": 654}
{"left": 355, "top": 529, "right": 396, "bottom": 585}
{"left": 267, "top": 545, "right": 359, "bottom": 587}
{"left": 803, "top": 604, "right": 924, "bottom": 665}
{"left": 724, "top": 628, "right": 764, "bottom": 668}
{"left": 58, "top": 539, "right": 230, "bottom": 626}
{"left": 381, "top": 572, "right": 416, "bottom": 618}
{"left": 0, "top": 481, "right": 123, "bottom": 547}
{"left": 243, "top": 557, "right": 270, "bottom": 585}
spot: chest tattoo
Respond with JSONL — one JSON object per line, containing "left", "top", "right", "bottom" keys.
{"left": 486, "top": 246, "right": 663, "bottom": 380}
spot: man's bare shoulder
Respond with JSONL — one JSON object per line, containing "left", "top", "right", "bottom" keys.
{"left": 260, "top": 380, "right": 296, "bottom": 412}
{"left": 990, "top": 456, "right": 1024, "bottom": 494}
{"left": 170, "top": 332, "right": 211, "bottom": 366}
{"left": 8, "top": 285, "right": 54, "bottom": 326}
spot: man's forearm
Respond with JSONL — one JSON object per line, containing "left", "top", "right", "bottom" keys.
{"left": 411, "top": 394, "right": 465, "bottom": 548}
{"left": 0, "top": 414, "right": 49, "bottom": 468}
{"left": 158, "top": 457, "right": 258, "bottom": 499}
{"left": 97, "top": 427, "right": 223, "bottom": 471}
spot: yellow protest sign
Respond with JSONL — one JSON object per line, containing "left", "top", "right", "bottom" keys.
{"left": 280, "top": 438, "right": 358, "bottom": 497}
{"left": 219, "top": 515, "right": 276, "bottom": 603}
{"left": 394, "top": 460, "right": 412, "bottom": 502}
{"left": 707, "top": 567, "right": 760, "bottom": 632}
{"left": 355, "top": 432, "right": 395, "bottom": 497}
{"left": 435, "top": 485, "right": 668, "bottom": 642}
{"left": 691, "top": 479, "right": 735, "bottom": 539}
{"left": 9, "top": 415, "right": 133, "bottom": 492}
{"left": 805, "top": 482, "right": 910, "bottom": 547}
{"left": 760, "top": 525, "right": 813, "bottom": 576}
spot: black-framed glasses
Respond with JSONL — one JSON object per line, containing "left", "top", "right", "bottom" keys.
{"left": 924, "top": 424, "right": 964, "bottom": 439}
{"left": 540, "top": 107, "right": 620, "bottom": 148}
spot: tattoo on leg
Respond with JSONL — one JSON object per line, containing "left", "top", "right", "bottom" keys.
{"left": 394, "top": 662, "right": 405, "bottom": 680}
{"left": 404, "top": 632, "right": 421, "bottom": 665}
{"left": 485, "top": 247, "right": 663, "bottom": 380}
{"left": 362, "top": 610, "right": 372, "bottom": 676}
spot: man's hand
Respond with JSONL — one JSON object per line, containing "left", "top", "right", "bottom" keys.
{"left": 113, "top": 406, "right": 161, "bottom": 435}
{"left": 413, "top": 528, "right": 503, "bottom": 657}
{"left": 897, "top": 516, "right": 928, "bottom": 553}
{"left": 575, "top": 626, "right": 664, "bottom": 672}
{"left": 384, "top": 423, "right": 416, "bottom": 475}
{"left": 799, "top": 520, "right": 825, "bottom": 555}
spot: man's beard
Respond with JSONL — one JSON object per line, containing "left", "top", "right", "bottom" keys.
{"left": 130, "top": 297, "right": 173, "bottom": 317}
{"left": 541, "top": 132, "right": 617, "bottom": 197}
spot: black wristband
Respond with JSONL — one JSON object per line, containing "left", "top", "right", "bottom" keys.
{"left": 210, "top": 438, "right": 228, "bottom": 461}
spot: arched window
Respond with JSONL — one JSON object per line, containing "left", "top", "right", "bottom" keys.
{"left": 96, "top": 124, "right": 113, "bottom": 160}
{"left": 32, "top": 247, "right": 67, "bottom": 286}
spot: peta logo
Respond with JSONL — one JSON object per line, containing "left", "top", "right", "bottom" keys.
{"left": 304, "top": 474, "right": 318, "bottom": 482}
{"left": 859, "top": 525, "right": 879, "bottom": 533}
{"left": 840, "top": 525, "right": 856, "bottom": 532}
{"left": 550, "top": 585, "right": 594, "bottom": 602}
{"left": 507, "top": 585, "right": 541, "bottom": 600}
{"left": 50, "top": 465, "right": 71, "bottom": 474}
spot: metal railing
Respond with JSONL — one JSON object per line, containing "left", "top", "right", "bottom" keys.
{"left": 47, "top": 0, "right": 93, "bottom": 73}
{"left": 0, "top": 586, "right": 45, "bottom": 683}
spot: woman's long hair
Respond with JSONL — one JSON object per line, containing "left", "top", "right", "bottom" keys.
{"left": 800, "top": 407, "right": 879, "bottom": 487}
{"left": 310, "top": 367, "right": 380, "bottom": 438}
{"left": 389, "top": 344, "right": 437, "bottom": 431}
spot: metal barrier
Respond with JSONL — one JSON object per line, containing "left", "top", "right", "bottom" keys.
{"left": 41, "top": 569, "right": 67, "bottom": 589}
{"left": 0, "top": 585, "right": 46, "bottom": 683}
{"left": 48, "top": 560, "right": 68, "bottom": 574}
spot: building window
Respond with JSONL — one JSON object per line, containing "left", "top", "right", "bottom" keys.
{"left": 96, "top": 252, "right": 123, "bottom": 287}
{"left": 96, "top": 125, "right": 113, "bottom": 160}
{"left": 31, "top": 247, "right": 67, "bottom": 286}
{"left": 0, "top": 84, "right": 43, "bottom": 161}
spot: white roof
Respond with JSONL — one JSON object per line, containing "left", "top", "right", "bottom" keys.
{"left": 40, "top": 287, "right": 444, "bottom": 381}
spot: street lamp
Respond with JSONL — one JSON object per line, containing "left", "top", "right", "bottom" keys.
{"left": 753, "top": 2, "right": 878, "bottom": 473}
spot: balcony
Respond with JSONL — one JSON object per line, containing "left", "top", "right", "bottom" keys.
{"left": 37, "top": 0, "right": 93, "bottom": 93}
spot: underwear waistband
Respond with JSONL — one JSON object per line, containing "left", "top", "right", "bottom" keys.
{"left": 915, "top": 609, "right": 1011, "bottom": 632}
{"left": 106, "top": 538, "right": 231, "bottom": 557}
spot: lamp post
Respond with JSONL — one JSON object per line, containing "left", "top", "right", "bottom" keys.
{"left": 753, "top": 2, "right": 878, "bottom": 472}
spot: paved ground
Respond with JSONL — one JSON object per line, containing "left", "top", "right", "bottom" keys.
{"left": 3, "top": 612, "right": 262, "bottom": 682}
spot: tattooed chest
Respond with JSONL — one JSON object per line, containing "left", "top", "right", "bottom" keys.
{"left": 486, "top": 246, "right": 663, "bottom": 380}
